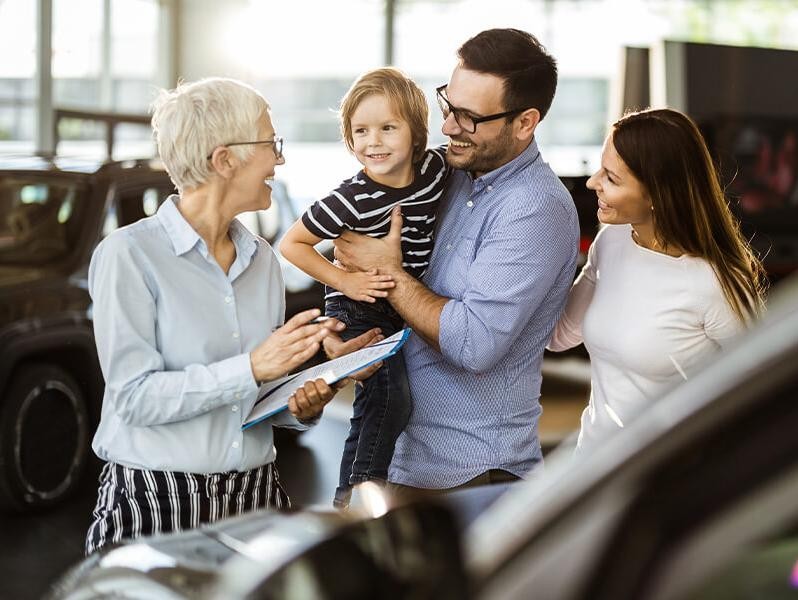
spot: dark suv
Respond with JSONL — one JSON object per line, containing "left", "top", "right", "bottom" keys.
{"left": 0, "top": 155, "right": 323, "bottom": 512}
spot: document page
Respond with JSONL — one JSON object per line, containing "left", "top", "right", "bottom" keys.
{"left": 243, "top": 328, "right": 410, "bottom": 429}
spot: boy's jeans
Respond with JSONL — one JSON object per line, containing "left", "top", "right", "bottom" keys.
{"left": 325, "top": 296, "right": 411, "bottom": 508}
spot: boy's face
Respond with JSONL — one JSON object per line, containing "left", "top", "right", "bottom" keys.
{"left": 350, "top": 93, "right": 415, "bottom": 189}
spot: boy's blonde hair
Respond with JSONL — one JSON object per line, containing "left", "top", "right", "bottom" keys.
{"left": 340, "top": 67, "right": 428, "bottom": 164}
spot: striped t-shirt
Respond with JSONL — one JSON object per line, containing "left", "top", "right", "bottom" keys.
{"left": 301, "top": 147, "right": 450, "bottom": 296}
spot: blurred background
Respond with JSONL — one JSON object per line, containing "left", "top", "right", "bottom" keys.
{"left": 1, "top": 0, "right": 796, "bottom": 200}
{"left": 2, "top": 2, "right": 798, "bottom": 597}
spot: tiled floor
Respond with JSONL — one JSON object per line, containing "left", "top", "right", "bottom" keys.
{"left": 0, "top": 359, "right": 588, "bottom": 599}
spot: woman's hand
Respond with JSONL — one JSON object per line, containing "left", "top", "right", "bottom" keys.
{"left": 249, "top": 309, "right": 344, "bottom": 383}
{"left": 322, "top": 327, "right": 384, "bottom": 382}
{"left": 287, "top": 378, "right": 340, "bottom": 421}
{"left": 337, "top": 269, "right": 395, "bottom": 303}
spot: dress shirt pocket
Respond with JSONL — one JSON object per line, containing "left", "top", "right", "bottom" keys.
{"left": 436, "top": 236, "right": 478, "bottom": 299}
{"left": 454, "top": 236, "right": 478, "bottom": 263}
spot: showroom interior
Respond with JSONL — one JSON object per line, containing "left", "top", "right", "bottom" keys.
{"left": 2, "top": 1, "right": 798, "bottom": 598}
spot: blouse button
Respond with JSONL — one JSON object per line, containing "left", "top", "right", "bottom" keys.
{"left": 466, "top": 200, "right": 474, "bottom": 208}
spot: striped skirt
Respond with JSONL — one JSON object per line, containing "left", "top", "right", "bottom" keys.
{"left": 85, "top": 461, "right": 290, "bottom": 555}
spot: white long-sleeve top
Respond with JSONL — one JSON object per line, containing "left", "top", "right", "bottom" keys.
{"left": 549, "top": 224, "right": 744, "bottom": 450}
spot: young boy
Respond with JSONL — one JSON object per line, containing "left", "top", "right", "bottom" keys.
{"left": 279, "top": 68, "right": 449, "bottom": 507}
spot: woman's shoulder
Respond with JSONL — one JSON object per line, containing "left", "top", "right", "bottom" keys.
{"left": 96, "top": 216, "right": 158, "bottom": 255}
{"left": 593, "top": 224, "right": 632, "bottom": 249}
{"left": 680, "top": 255, "right": 725, "bottom": 293}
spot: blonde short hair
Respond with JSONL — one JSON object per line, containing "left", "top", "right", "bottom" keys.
{"left": 339, "top": 67, "right": 428, "bottom": 164}
{"left": 151, "top": 78, "right": 269, "bottom": 192}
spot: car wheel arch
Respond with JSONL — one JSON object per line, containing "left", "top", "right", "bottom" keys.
{"left": 0, "top": 362, "right": 91, "bottom": 512}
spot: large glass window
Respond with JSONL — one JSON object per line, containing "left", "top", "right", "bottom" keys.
{"left": 52, "top": 0, "right": 159, "bottom": 157}
{"left": 0, "top": 0, "right": 36, "bottom": 150}
{"left": 4, "top": 0, "right": 798, "bottom": 184}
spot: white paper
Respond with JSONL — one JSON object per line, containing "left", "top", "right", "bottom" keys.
{"left": 243, "top": 328, "right": 410, "bottom": 429}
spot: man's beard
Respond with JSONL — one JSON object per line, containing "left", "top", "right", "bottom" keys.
{"left": 445, "top": 123, "right": 516, "bottom": 175}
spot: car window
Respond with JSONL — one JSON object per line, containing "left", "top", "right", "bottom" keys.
{"left": 116, "top": 186, "right": 173, "bottom": 228}
{"left": 103, "top": 185, "right": 174, "bottom": 236}
{"left": 0, "top": 176, "right": 88, "bottom": 265}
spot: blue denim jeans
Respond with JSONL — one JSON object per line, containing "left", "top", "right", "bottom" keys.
{"left": 325, "top": 296, "right": 411, "bottom": 507}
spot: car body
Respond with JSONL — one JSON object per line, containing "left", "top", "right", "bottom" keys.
{"left": 0, "top": 156, "right": 324, "bottom": 512}
{"left": 467, "top": 273, "right": 798, "bottom": 600}
{"left": 48, "top": 274, "right": 798, "bottom": 599}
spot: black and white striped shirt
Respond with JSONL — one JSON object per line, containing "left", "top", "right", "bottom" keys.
{"left": 302, "top": 147, "right": 450, "bottom": 284}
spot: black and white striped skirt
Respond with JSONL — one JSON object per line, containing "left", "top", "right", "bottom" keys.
{"left": 85, "top": 461, "right": 290, "bottom": 555}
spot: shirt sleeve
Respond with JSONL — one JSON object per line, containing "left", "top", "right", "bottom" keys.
{"left": 89, "top": 234, "right": 259, "bottom": 427}
{"left": 270, "top": 409, "right": 318, "bottom": 430}
{"left": 301, "top": 187, "right": 359, "bottom": 239}
{"left": 438, "top": 195, "right": 577, "bottom": 373}
{"left": 702, "top": 273, "right": 746, "bottom": 349}
{"left": 547, "top": 235, "right": 599, "bottom": 351}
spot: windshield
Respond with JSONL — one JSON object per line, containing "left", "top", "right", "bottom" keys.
{"left": 0, "top": 176, "right": 87, "bottom": 265}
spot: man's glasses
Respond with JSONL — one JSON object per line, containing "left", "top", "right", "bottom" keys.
{"left": 436, "top": 85, "right": 527, "bottom": 134}
{"left": 207, "top": 136, "right": 284, "bottom": 160}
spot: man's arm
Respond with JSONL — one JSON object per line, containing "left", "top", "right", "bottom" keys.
{"left": 337, "top": 198, "right": 579, "bottom": 373}
{"left": 380, "top": 270, "right": 447, "bottom": 351}
{"left": 334, "top": 207, "right": 447, "bottom": 350}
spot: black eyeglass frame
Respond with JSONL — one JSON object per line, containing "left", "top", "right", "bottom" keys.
{"left": 436, "top": 85, "right": 530, "bottom": 133}
{"left": 206, "top": 136, "right": 284, "bottom": 161}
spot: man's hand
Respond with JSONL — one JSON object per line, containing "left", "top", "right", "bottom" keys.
{"left": 323, "top": 327, "right": 384, "bottom": 381}
{"left": 287, "top": 378, "right": 335, "bottom": 421}
{"left": 337, "top": 269, "right": 395, "bottom": 303}
{"left": 335, "top": 206, "right": 404, "bottom": 275}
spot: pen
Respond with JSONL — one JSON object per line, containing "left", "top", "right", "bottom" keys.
{"left": 272, "top": 316, "right": 330, "bottom": 332}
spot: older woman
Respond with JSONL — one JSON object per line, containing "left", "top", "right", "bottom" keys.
{"left": 549, "top": 108, "right": 767, "bottom": 450}
{"left": 84, "top": 78, "right": 376, "bottom": 554}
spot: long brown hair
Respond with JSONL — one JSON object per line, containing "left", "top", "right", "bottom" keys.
{"left": 612, "top": 108, "right": 767, "bottom": 322}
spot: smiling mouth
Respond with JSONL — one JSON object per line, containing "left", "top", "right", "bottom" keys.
{"left": 367, "top": 153, "right": 390, "bottom": 159}
{"left": 449, "top": 139, "right": 473, "bottom": 149}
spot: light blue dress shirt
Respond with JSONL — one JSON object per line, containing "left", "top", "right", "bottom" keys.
{"left": 390, "top": 140, "right": 580, "bottom": 488}
{"left": 89, "top": 196, "right": 307, "bottom": 474}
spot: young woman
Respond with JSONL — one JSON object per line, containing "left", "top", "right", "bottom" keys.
{"left": 549, "top": 108, "right": 767, "bottom": 450}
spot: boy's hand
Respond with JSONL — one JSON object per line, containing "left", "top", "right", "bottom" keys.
{"left": 337, "top": 269, "right": 395, "bottom": 303}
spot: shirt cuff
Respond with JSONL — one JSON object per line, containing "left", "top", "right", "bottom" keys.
{"left": 437, "top": 298, "right": 465, "bottom": 365}
{"left": 210, "top": 353, "right": 259, "bottom": 400}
